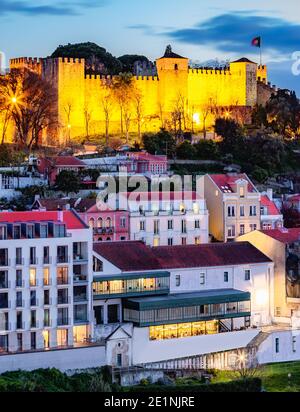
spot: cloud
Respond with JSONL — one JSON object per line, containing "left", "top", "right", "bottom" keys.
{"left": 164, "top": 13, "right": 300, "bottom": 57}
{"left": 0, "top": 0, "right": 108, "bottom": 16}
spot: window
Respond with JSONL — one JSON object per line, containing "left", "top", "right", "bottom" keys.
{"left": 168, "top": 238, "right": 173, "bottom": 246}
{"left": 245, "top": 270, "right": 251, "bottom": 281}
{"left": 93, "top": 257, "right": 103, "bottom": 272}
{"left": 40, "top": 224, "right": 48, "bottom": 238}
{"left": 240, "top": 206, "right": 245, "bottom": 217}
{"left": 224, "top": 272, "right": 229, "bottom": 283}
{"left": 0, "top": 226, "right": 7, "bottom": 240}
{"left": 153, "top": 238, "right": 160, "bottom": 247}
{"left": 30, "top": 310, "right": 36, "bottom": 328}
{"left": 17, "top": 333, "right": 22, "bottom": 352}
{"left": 57, "top": 307, "right": 69, "bottom": 326}
{"left": 27, "top": 225, "right": 34, "bottom": 239}
{"left": 275, "top": 338, "right": 280, "bottom": 354}
{"left": 195, "top": 220, "right": 200, "bottom": 229}
{"left": 30, "top": 247, "right": 37, "bottom": 265}
{"left": 57, "top": 246, "right": 68, "bottom": 264}
{"left": 181, "top": 237, "right": 187, "bottom": 246}
{"left": 57, "top": 267, "right": 69, "bottom": 285}
{"left": 16, "top": 291, "right": 22, "bottom": 307}
{"left": 250, "top": 224, "right": 257, "bottom": 232}
{"left": 195, "top": 237, "right": 201, "bottom": 245}
{"left": 44, "top": 289, "right": 50, "bottom": 306}
{"left": 0, "top": 270, "right": 8, "bottom": 288}
{"left": 240, "top": 224, "right": 245, "bottom": 235}
{"left": 30, "top": 290, "right": 37, "bottom": 307}
{"left": 168, "top": 220, "right": 173, "bottom": 230}
{"left": 250, "top": 206, "right": 257, "bottom": 217}
{"left": 16, "top": 248, "right": 22, "bottom": 265}
{"left": 239, "top": 186, "right": 245, "bottom": 198}
{"left": 97, "top": 218, "right": 103, "bottom": 228}
{"left": 227, "top": 206, "right": 235, "bottom": 217}
{"left": 13, "top": 225, "right": 21, "bottom": 239}
{"left": 120, "top": 217, "right": 126, "bottom": 228}
{"left": 43, "top": 247, "right": 50, "bottom": 264}
{"left": 89, "top": 218, "right": 95, "bottom": 229}
{"left": 175, "top": 275, "right": 181, "bottom": 287}
{"left": 16, "top": 270, "right": 22, "bottom": 288}
{"left": 154, "top": 220, "right": 160, "bottom": 235}
{"left": 0, "top": 249, "right": 8, "bottom": 266}
{"left": 140, "top": 221, "right": 145, "bottom": 231}
{"left": 29, "top": 268, "right": 36, "bottom": 287}
{"left": 200, "top": 273, "right": 206, "bottom": 285}
{"left": 106, "top": 217, "right": 112, "bottom": 229}
{"left": 181, "top": 220, "right": 187, "bottom": 234}
{"left": 57, "top": 288, "right": 68, "bottom": 305}
{"left": 31, "top": 332, "right": 36, "bottom": 350}
{"left": 227, "top": 226, "right": 236, "bottom": 238}
{"left": 174, "top": 64, "right": 178, "bottom": 71}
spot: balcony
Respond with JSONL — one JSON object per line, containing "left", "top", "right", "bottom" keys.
{"left": 73, "top": 255, "right": 89, "bottom": 265}
{"left": 93, "top": 227, "right": 114, "bottom": 236}
{"left": 73, "top": 274, "right": 88, "bottom": 284}
{"left": 0, "top": 259, "right": 10, "bottom": 268}
{"left": 57, "top": 277, "right": 70, "bottom": 286}
{"left": 15, "top": 258, "right": 24, "bottom": 266}
{"left": 57, "top": 317, "right": 71, "bottom": 327}
{"left": 57, "top": 255, "right": 70, "bottom": 264}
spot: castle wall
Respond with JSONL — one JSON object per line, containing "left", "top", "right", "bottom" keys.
{"left": 2, "top": 54, "right": 270, "bottom": 145}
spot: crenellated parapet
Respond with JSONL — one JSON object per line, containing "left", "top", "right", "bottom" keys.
{"left": 188, "top": 67, "right": 231, "bottom": 75}
{"left": 10, "top": 57, "right": 42, "bottom": 74}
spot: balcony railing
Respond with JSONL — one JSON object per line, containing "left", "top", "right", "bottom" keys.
{"left": 74, "top": 294, "right": 87, "bottom": 302}
{"left": 93, "top": 227, "right": 114, "bottom": 235}
{"left": 0, "top": 259, "right": 10, "bottom": 267}
{"left": 57, "top": 277, "right": 70, "bottom": 286}
{"left": 15, "top": 258, "right": 24, "bottom": 266}
{"left": 57, "top": 256, "right": 70, "bottom": 264}
{"left": 57, "top": 317, "right": 71, "bottom": 326}
{"left": 73, "top": 274, "right": 88, "bottom": 283}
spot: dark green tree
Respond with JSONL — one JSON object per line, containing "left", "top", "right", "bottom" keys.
{"left": 55, "top": 170, "right": 81, "bottom": 196}
{"left": 176, "top": 141, "right": 196, "bottom": 159}
{"left": 142, "top": 129, "right": 176, "bottom": 158}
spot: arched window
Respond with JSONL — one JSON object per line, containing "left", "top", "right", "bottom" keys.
{"left": 97, "top": 217, "right": 103, "bottom": 228}
{"left": 98, "top": 237, "right": 103, "bottom": 242}
{"left": 89, "top": 218, "right": 95, "bottom": 229}
{"left": 106, "top": 237, "right": 111, "bottom": 242}
{"left": 106, "top": 217, "right": 112, "bottom": 228}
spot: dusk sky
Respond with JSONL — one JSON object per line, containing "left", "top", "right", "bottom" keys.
{"left": 1, "top": 0, "right": 300, "bottom": 93}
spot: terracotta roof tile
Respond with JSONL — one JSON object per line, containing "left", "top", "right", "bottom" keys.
{"left": 261, "top": 195, "right": 281, "bottom": 216}
{"left": 260, "top": 228, "right": 300, "bottom": 244}
{"left": 93, "top": 241, "right": 271, "bottom": 272}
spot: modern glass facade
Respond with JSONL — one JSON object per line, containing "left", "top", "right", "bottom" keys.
{"left": 93, "top": 272, "right": 170, "bottom": 299}
{"left": 123, "top": 290, "right": 251, "bottom": 327}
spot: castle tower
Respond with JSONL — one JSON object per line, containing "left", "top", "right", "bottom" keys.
{"left": 42, "top": 57, "right": 85, "bottom": 145}
{"left": 156, "top": 45, "right": 189, "bottom": 115}
{"left": 229, "top": 58, "right": 258, "bottom": 107}
{"left": 257, "top": 65, "right": 268, "bottom": 84}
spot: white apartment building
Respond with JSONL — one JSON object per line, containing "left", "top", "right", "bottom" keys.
{"left": 0, "top": 210, "right": 93, "bottom": 354}
{"left": 92, "top": 241, "right": 274, "bottom": 368}
{"left": 118, "top": 192, "right": 209, "bottom": 247}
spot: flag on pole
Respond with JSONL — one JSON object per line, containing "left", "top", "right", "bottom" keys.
{"left": 251, "top": 36, "right": 261, "bottom": 48}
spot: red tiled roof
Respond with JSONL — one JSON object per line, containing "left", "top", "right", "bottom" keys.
{"left": 34, "top": 198, "right": 78, "bottom": 210}
{"left": 260, "top": 228, "right": 300, "bottom": 244}
{"left": 129, "top": 152, "right": 167, "bottom": 162}
{"left": 261, "top": 195, "right": 281, "bottom": 216}
{"left": 289, "top": 195, "right": 300, "bottom": 202}
{"left": 0, "top": 211, "right": 87, "bottom": 230}
{"left": 54, "top": 156, "right": 86, "bottom": 167}
{"left": 209, "top": 174, "right": 256, "bottom": 193}
{"left": 93, "top": 241, "right": 271, "bottom": 272}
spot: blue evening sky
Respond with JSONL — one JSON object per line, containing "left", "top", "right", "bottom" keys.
{"left": 0, "top": 0, "right": 300, "bottom": 93}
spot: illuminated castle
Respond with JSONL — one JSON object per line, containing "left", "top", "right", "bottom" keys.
{"left": 9, "top": 46, "right": 274, "bottom": 145}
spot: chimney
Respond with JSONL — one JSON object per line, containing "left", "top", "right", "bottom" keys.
{"left": 267, "top": 188, "right": 273, "bottom": 201}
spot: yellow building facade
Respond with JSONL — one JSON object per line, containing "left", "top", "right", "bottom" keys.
{"left": 7, "top": 48, "right": 269, "bottom": 145}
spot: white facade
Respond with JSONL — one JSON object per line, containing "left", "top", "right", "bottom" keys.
{"left": 123, "top": 193, "right": 209, "bottom": 246}
{"left": 0, "top": 212, "right": 93, "bottom": 354}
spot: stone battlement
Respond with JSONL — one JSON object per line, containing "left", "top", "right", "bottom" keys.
{"left": 189, "top": 67, "right": 230, "bottom": 75}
